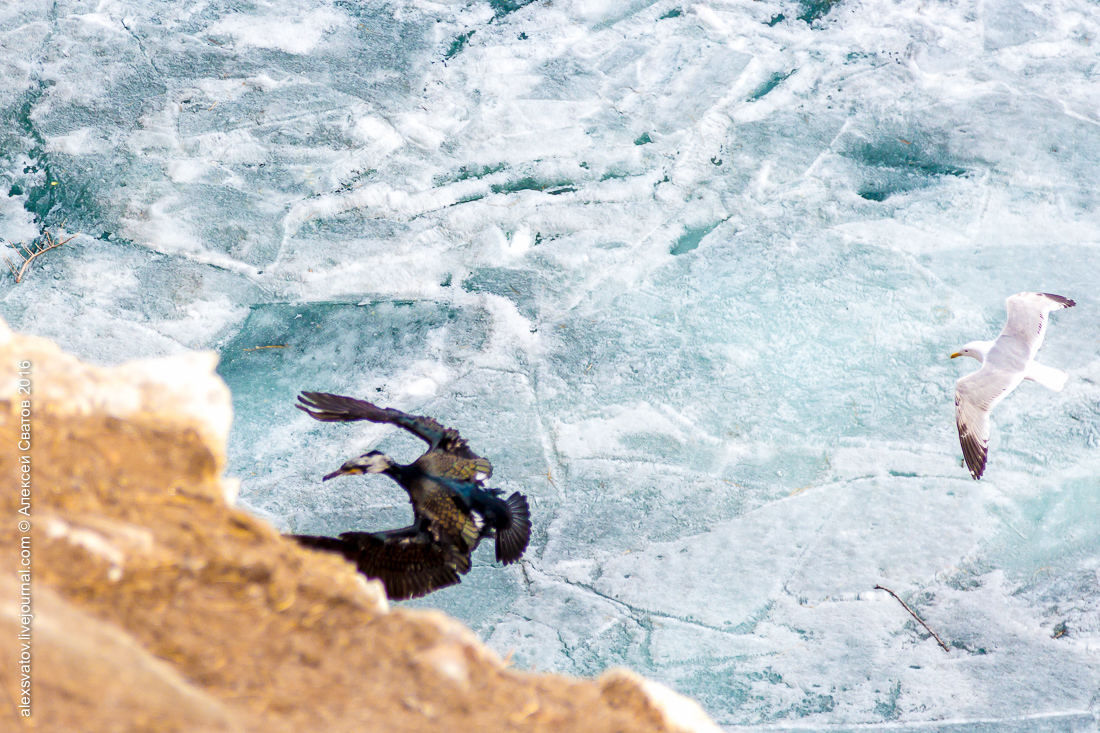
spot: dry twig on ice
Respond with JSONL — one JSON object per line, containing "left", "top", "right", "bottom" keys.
{"left": 875, "top": 584, "right": 951, "bottom": 652}
{"left": 4, "top": 231, "right": 74, "bottom": 283}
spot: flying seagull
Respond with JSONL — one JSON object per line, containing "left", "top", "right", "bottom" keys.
{"left": 952, "top": 292, "right": 1075, "bottom": 479}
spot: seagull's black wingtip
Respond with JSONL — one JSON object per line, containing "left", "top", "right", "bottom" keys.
{"left": 1041, "top": 293, "right": 1076, "bottom": 309}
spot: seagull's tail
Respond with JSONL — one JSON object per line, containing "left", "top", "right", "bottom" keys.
{"left": 1024, "top": 360, "right": 1068, "bottom": 392}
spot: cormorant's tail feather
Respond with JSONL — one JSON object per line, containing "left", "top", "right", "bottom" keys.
{"left": 495, "top": 492, "right": 531, "bottom": 565}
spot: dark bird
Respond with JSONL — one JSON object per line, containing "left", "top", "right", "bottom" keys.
{"left": 293, "top": 522, "right": 463, "bottom": 600}
{"left": 289, "top": 391, "right": 531, "bottom": 600}
{"left": 951, "top": 292, "right": 1075, "bottom": 479}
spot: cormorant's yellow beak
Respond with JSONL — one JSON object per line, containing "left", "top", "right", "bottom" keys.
{"left": 950, "top": 352, "right": 961, "bottom": 359}
{"left": 323, "top": 464, "right": 363, "bottom": 481}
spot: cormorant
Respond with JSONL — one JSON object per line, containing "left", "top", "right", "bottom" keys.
{"left": 289, "top": 391, "right": 531, "bottom": 599}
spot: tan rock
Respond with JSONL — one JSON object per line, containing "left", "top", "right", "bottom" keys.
{"left": 0, "top": 318, "right": 719, "bottom": 733}
{"left": 0, "top": 576, "right": 241, "bottom": 732}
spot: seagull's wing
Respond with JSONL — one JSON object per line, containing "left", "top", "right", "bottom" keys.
{"left": 1002, "top": 293, "right": 1076, "bottom": 360}
{"left": 955, "top": 365, "right": 1023, "bottom": 479}
{"left": 290, "top": 525, "right": 462, "bottom": 600}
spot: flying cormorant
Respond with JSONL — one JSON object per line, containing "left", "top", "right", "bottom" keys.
{"left": 289, "top": 392, "right": 531, "bottom": 599}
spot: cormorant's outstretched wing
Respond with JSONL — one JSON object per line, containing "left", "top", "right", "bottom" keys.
{"left": 297, "top": 391, "right": 492, "bottom": 480}
{"left": 289, "top": 524, "right": 463, "bottom": 600}
{"left": 297, "top": 392, "right": 446, "bottom": 442}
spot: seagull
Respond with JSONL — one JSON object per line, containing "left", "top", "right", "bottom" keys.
{"left": 951, "top": 292, "right": 1075, "bottom": 479}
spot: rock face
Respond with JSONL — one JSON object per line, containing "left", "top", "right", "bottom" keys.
{"left": 0, "top": 319, "right": 719, "bottom": 733}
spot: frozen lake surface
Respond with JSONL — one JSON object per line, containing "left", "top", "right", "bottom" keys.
{"left": 3, "top": 0, "right": 1100, "bottom": 728}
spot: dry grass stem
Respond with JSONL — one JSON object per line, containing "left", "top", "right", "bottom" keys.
{"left": 875, "top": 584, "right": 950, "bottom": 652}
{"left": 4, "top": 231, "right": 74, "bottom": 283}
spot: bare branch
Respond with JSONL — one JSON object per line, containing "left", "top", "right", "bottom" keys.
{"left": 875, "top": 584, "right": 950, "bottom": 652}
{"left": 4, "top": 231, "right": 74, "bottom": 283}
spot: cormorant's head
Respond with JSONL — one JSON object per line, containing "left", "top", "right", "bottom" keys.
{"left": 950, "top": 341, "right": 990, "bottom": 363}
{"left": 323, "top": 450, "right": 394, "bottom": 481}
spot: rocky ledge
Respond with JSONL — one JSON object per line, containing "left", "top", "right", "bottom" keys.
{"left": 0, "top": 318, "right": 719, "bottom": 733}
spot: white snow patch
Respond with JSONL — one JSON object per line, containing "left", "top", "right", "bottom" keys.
{"left": 206, "top": 8, "right": 344, "bottom": 55}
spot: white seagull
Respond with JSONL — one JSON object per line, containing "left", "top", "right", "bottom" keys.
{"left": 952, "top": 292, "right": 1075, "bottom": 480}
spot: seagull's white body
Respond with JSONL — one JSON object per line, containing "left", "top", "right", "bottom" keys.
{"left": 952, "top": 292, "right": 1075, "bottom": 480}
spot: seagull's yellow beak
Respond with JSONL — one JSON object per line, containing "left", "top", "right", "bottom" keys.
{"left": 950, "top": 352, "right": 961, "bottom": 359}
